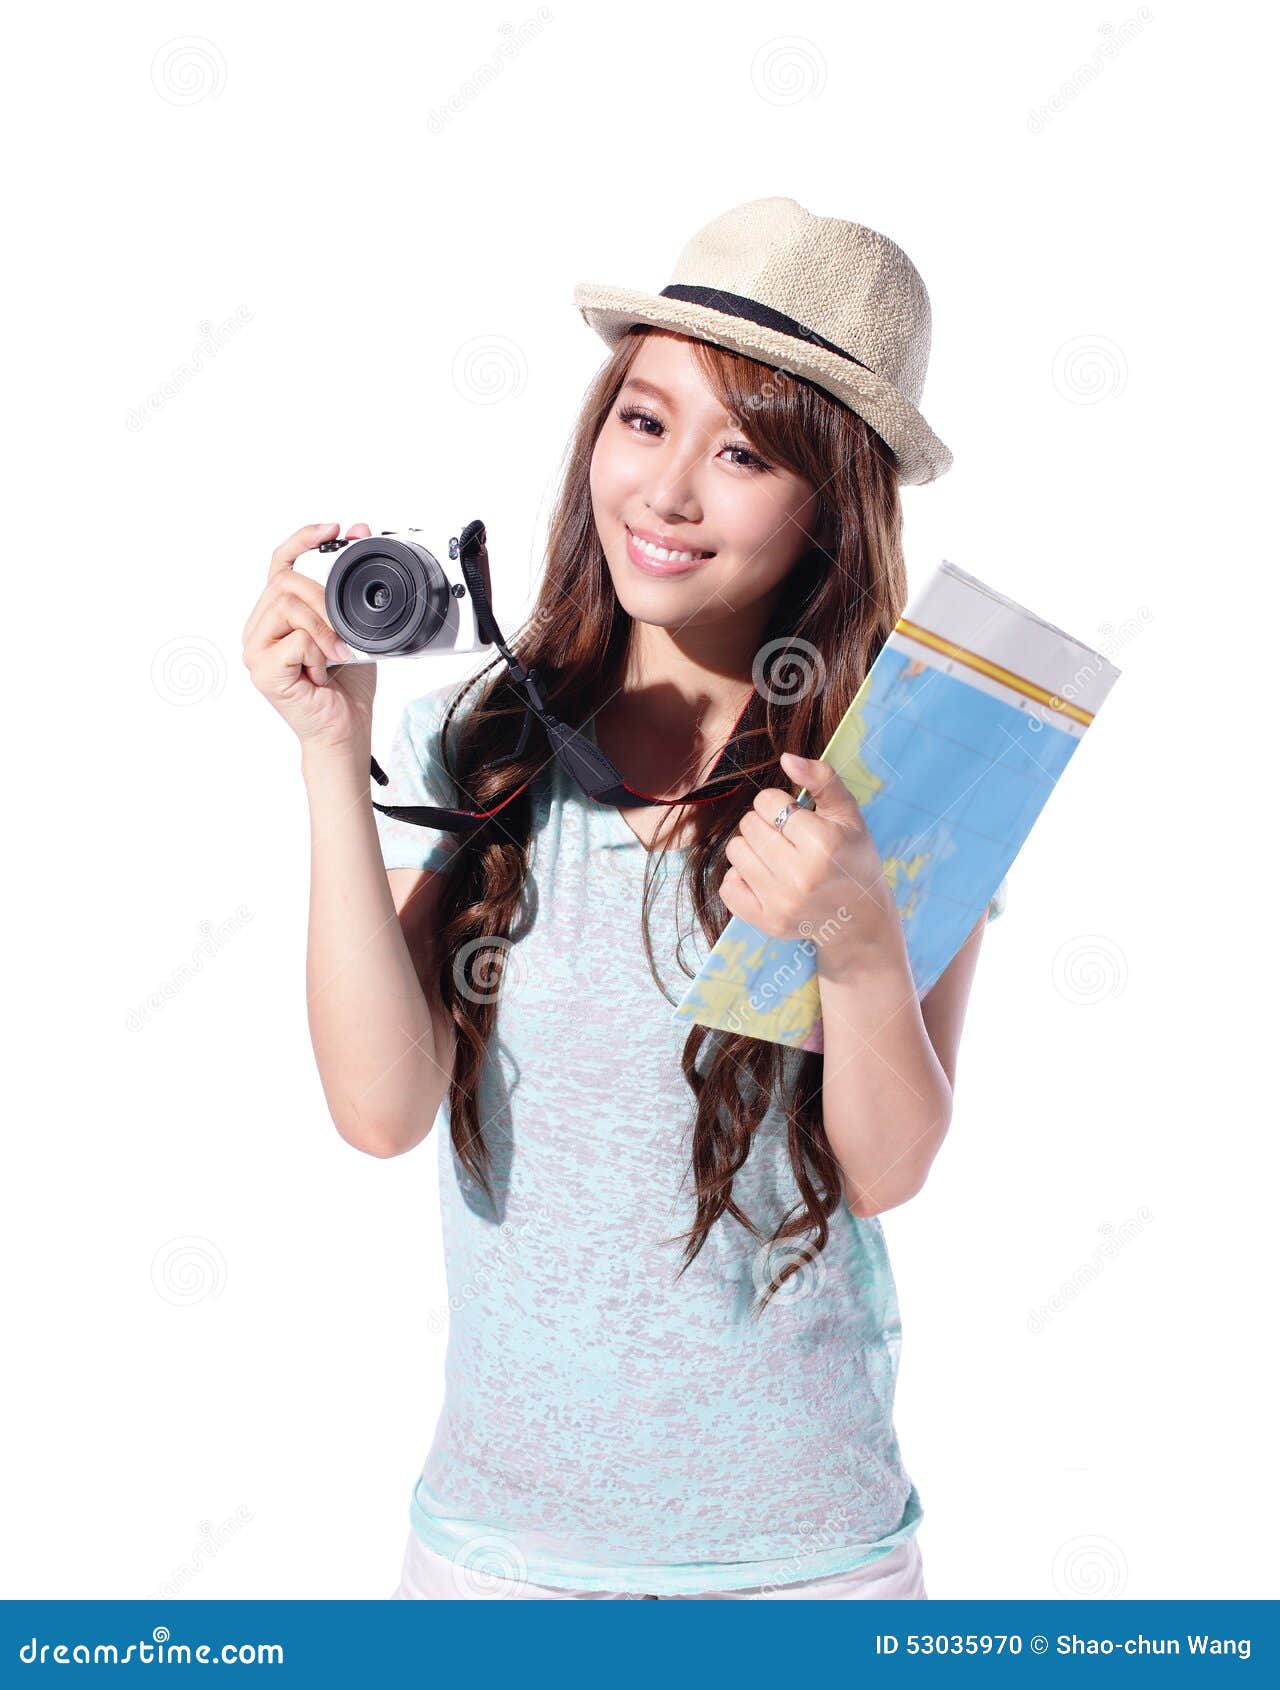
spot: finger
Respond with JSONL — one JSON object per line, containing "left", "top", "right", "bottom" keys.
{"left": 243, "top": 590, "right": 343, "bottom": 666}
{"left": 739, "top": 807, "right": 813, "bottom": 882}
{"left": 778, "top": 753, "right": 861, "bottom": 822}
{"left": 269, "top": 521, "right": 339, "bottom": 581}
{"left": 724, "top": 829, "right": 777, "bottom": 897}
{"left": 750, "top": 787, "right": 827, "bottom": 853}
{"left": 244, "top": 591, "right": 346, "bottom": 667}
{"left": 345, "top": 523, "right": 372, "bottom": 539}
{"left": 720, "top": 863, "right": 766, "bottom": 923}
{"left": 253, "top": 627, "right": 332, "bottom": 697}
{"left": 274, "top": 568, "right": 331, "bottom": 614}
{"left": 243, "top": 573, "right": 337, "bottom": 654}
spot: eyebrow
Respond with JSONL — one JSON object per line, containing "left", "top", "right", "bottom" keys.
{"left": 620, "top": 377, "right": 678, "bottom": 404}
{"left": 620, "top": 375, "right": 736, "bottom": 427}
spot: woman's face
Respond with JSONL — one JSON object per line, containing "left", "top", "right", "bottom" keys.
{"left": 589, "top": 332, "right": 822, "bottom": 640}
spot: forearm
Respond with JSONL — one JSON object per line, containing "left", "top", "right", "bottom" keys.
{"left": 816, "top": 929, "right": 952, "bottom": 1216}
{"left": 301, "top": 745, "right": 446, "bottom": 1155}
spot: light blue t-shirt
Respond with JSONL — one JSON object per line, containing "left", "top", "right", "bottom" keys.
{"left": 374, "top": 679, "right": 1005, "bottom": 1595}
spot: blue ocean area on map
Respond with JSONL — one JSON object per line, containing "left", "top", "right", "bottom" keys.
{"left": 675, "top": 639, "right": 1086, "bottom": 1047}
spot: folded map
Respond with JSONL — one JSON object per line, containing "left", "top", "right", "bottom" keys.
{"left": 671, "top": 561, "right": 1123, "bottom": 1052}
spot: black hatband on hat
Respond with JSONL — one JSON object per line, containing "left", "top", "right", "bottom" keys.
{"left": 654, "top": 284, "right": 875, "bottom": 375}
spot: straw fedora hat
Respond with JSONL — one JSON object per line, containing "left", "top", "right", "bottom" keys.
{"left": 573, "top": 195, "right": 952, "bottom": 486}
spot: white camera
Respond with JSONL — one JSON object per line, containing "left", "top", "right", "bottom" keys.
{"left": 296, "top": 527, "right": 494, "bottom": 665}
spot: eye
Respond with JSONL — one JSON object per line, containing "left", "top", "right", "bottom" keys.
{"left": 617, "top": 404, "right": 663, "bottom": 438}
{"left": 615, "top": 405, "right": 770, "bottom": 472}
{"left": 722, "top": 443, "right": 769, "bottom": 472}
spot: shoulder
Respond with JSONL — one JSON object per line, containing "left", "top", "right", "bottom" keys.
{"left": 396, "top": 675, "right": 484, "bottom": 750}
{"left": 402, "top": 675, "right": 471, "bottom": 724}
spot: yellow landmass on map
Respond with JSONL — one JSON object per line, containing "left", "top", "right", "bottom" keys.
{"left": 824, "top": 698, "right": 885, "bottom": 807}
{"left": 881, "top": 851, "right": 932, "bottom": 925}
{"left": 825, "top": 690, "right": 935, "bottom": 921}
{"left": 681, "top": 961, "right": 821, "bottom": 1046}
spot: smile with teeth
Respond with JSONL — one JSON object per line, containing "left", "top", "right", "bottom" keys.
{"left": 625, "top": 526, "right": 715, "bottom": 566}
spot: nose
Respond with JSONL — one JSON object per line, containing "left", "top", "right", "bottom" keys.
{"left": 643, "top": 429, "right": 707, "bottom": 523}
{"left": 645, "top": 474, "right": 702, "bottom": 528}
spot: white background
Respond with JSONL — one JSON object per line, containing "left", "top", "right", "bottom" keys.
{"left": 4, "top": 0, "right": 1275, "bottom": 1601}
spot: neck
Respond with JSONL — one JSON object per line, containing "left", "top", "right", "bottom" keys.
{"left": 612, "top": 605, "right": 773, "bottom": 735}
{"left": 590, "top": 611, "right": 771, "bottom": 809}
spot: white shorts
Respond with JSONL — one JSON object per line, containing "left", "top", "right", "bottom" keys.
{"left": 390, "top": 1528, "right": 928, "bottom": 1600}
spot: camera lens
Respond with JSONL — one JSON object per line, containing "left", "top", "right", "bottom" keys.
{"left": 324, "top": 538, "right": 451, "bottom": 656}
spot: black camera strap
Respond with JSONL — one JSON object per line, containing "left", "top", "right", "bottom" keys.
{"left": 369, "top": 519, "right": 754, "bottom": 835}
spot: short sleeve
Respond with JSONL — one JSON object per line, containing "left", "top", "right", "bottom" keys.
{"left": 986, "top": 876, "right": 1008, "bottom": 923}
{"left": 373, "top": 683, "right": 466, "bottom": 874}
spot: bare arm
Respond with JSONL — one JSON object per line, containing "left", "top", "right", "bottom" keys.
{"left": 302, "top": 744, "right": 455, "bottom": 1159}
{"left": 918, "top": 911, "right": 989, "bottom": 1093}
{"left": 816, "top": 911, "right": 989, "bottom": 1217}
{"left": 242, "top": 520, "right": 456, "bottom": 1161}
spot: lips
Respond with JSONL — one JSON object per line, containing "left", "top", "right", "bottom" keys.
{"left": 624, "top": 524, "right": 715, "bottom": 576}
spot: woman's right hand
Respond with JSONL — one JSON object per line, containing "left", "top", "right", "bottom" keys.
{"left": 243, "top": 522, "right": 379, "bottom": 753}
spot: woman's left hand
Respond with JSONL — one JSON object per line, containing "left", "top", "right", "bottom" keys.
{"left": 718, "top": 751, "right": 905, "bottom": 977}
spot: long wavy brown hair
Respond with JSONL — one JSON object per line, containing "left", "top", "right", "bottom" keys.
{"left": 408, "top": 326, "right": 907, "bottom": 1315}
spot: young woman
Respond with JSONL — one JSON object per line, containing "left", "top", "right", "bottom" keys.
{"left": 242, "top": 198, "right": 1005, "bottom": 1600}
